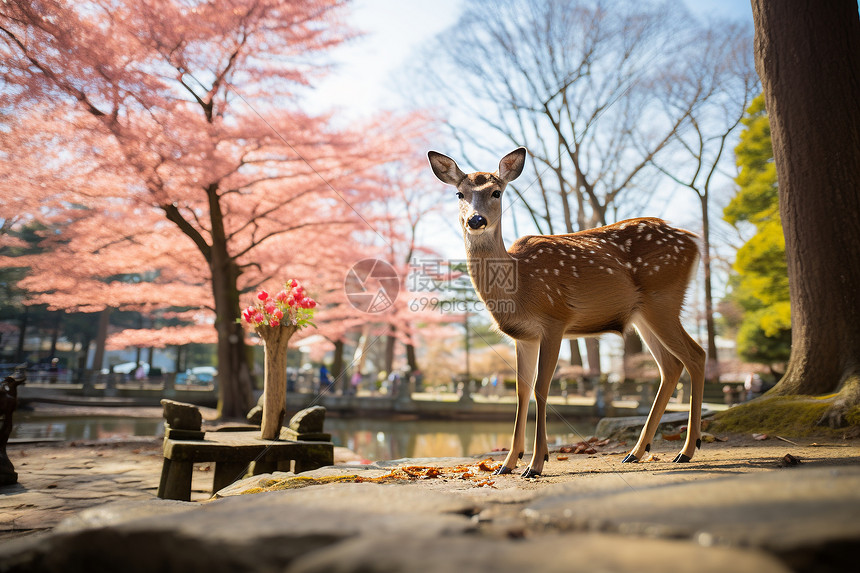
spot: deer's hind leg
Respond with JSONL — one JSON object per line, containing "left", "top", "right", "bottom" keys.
{"left": 622, "top": 322, "right": 685, "bottom": 463}
{"left": 634, "top": 313, "right": 706, "bottom": 463}
{"left": 494, "top": 338, "right": 539, "bottom": 475}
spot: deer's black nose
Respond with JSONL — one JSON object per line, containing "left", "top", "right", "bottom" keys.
{"left": 467, "top": 214, "right": 487, "bottom": 230}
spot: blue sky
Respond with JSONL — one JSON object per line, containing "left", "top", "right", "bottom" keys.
{"left": 312, "top": 0, "right": 754, "bottom": 117}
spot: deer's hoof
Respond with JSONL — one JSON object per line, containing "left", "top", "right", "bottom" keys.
{"left": 493, "top": 466, "right": 513, "bottom": 475}
{"left": 672, "top": 453, "right": 692, "bottom": 463}
{"left": 621, "top": 453, "right": 639, "bottom": 463}
{"left": 520, "top": 467, "right": 541, "bottom": 478}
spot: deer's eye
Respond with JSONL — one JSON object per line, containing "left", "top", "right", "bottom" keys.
{"left": 456, "top": 192, "right": 464, "bottom": 199}
{"left": 492, "top": 190, "right": 501, "bottom": 198}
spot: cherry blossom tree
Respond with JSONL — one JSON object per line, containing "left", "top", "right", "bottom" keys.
{"left": 1, "top": 0, "right": 431, "bottom": 417}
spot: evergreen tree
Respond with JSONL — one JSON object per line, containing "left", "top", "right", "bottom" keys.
{"left": 723, "top": 94, "right": 791, "bottom": 369}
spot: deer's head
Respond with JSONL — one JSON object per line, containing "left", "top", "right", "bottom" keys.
{"left": 428, "top": 148, "right": 526, "bottom": 238}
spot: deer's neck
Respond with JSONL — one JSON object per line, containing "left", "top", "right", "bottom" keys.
{"left": 463, "top": 226, "right": 513, "bottom": 303}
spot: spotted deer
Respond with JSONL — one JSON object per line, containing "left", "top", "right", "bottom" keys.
{"left": 428, "top": 147, "right": 706, "bottom": 477}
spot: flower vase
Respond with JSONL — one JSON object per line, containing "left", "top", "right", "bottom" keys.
{"left": 256, "top": 324, "right": 297, "bottom": 440}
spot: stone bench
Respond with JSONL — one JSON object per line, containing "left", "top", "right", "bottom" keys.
{"left": 156, "top": 400, "right": 333, "bottom": 501}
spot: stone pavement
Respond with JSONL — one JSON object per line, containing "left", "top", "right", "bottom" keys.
{"left": 0, "top": 435, "right": 858, "bottom": 572}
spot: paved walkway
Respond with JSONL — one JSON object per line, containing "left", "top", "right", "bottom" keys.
{"left": 1, "top": 434, "right": 858, "bottom": 572}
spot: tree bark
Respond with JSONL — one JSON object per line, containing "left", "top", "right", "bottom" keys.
{"left": 569, "top": 340, "right": 583, "bottom": 367}
{"left": 331, "top": 338, "right": 346, "bottom": 394}
{"left": 700, "top": 194, "right": 720, "bottom": 384}
{"left": 384, "top": 325, "right": 396, "bottom": 374}
{"left": 752, "top": 0, "right": 860, "bottom": 422}
{"left": 585, "top": 338, "right": 601, "bottom": 377}
{"left": 90, "top": 307, "right": 112, "bottom": 377}
{"left": 406, "top": 343, "right": 419, "bottom": 373}
{"left": 207, "top": 185, "right": 254, "bottom": 419}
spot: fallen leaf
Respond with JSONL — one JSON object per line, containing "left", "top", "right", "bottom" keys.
{"left": 557, "top": 455, "right": 569, "bottom": 461}
{"left": 780, "top": 453, "right": 802, "bottom": 467}
{"left": 662, "top": 431, "right": 683, "bottom": 441}
{"left": 753, "top": 433, "right": 769, "bottom": 440}
{"left": 477, "top": 459, "right": 501, "bottom": 472}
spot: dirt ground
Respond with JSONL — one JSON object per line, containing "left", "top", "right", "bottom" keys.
{"left": 2, "top": 429, "right": 858, "bottom": 542}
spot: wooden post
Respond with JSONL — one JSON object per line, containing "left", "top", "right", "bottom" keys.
{"left": 258, "top": 325, "right": 296, "bottom": 440}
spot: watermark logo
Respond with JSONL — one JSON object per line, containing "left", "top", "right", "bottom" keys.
{"left": 344, "top": 258, "right": 400, "bottom": 313}
{"left": 406, "top": 258, "right": 518, "bottom": 314}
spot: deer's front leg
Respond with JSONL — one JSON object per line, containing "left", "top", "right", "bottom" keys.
{"left": 522, "top": 332, "right": 563, "bottom": 478}
{"left": 494, "top": 338, "right": 538, "bottom": 475}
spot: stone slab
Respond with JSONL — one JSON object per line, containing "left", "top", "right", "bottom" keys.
{"left": 523, "top": 465, "right": 860, "bottom": 552}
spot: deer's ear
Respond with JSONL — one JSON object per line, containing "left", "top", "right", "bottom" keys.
{"left": 428, "top": 151, "right": 466, "bottom": 186}
{"left": 498, "top": 148, "right": 527, "bottom": 183}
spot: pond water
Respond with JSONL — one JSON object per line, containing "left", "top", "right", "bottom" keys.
{"left": 10, "top": 415, "right": 596, "bottom": 461}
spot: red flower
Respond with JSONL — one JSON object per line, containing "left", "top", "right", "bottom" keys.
{"left": 273, "top": 309, "right": 284, "bottom": 320}
{"left": 257, "top": 290, "right": 269, "bottom": 301}
{"left": 276, "top": 290, "right": 288, "bottom": 303}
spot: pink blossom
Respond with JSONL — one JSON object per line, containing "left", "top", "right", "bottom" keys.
{"left": 276, "top": 290, "right": 288, "bottom": 303}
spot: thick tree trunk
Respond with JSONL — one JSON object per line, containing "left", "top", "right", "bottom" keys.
{"left": 752, "top": 1, "right": 860, "bottom": 421}
{"left": 207, "top": 184, "right": 254, "bottom": 419}
{"left": 210, "top": 255, "right": 254, "bottom": 419}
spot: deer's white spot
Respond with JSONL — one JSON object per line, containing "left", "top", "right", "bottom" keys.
{"left": 607, "top": 268, "right": 614, "bottom": 274}
{"left": 553, "top": 268, "right": 560, "bottom": 275}
{"left": 544, "top": 268, "right": 549, "bottom": 274}
{"left": 674, "top": 246, "right": 680, "bottom": 253}
{"left": 645, "top": 233, "right": 652, "bottom": 241}
{"left": 546, "top": 293, "right": 553, "bottom": 304}
{"left": 538, "top": 249, "right": 544, "bottom": 254}
{"left": 636, "top": 257, "right": 642, "bottom": 263}
{"left": 625, "top": 262, "right": 633, "bottom": 269}
{"left": 559, "top": 260, "right": 565, "bottom": 267}
{"left": 589, "top": 259, "right": 594, "bottom": 264}
{"left": 654, "top": 265, "right": 660, "bottom": 272}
